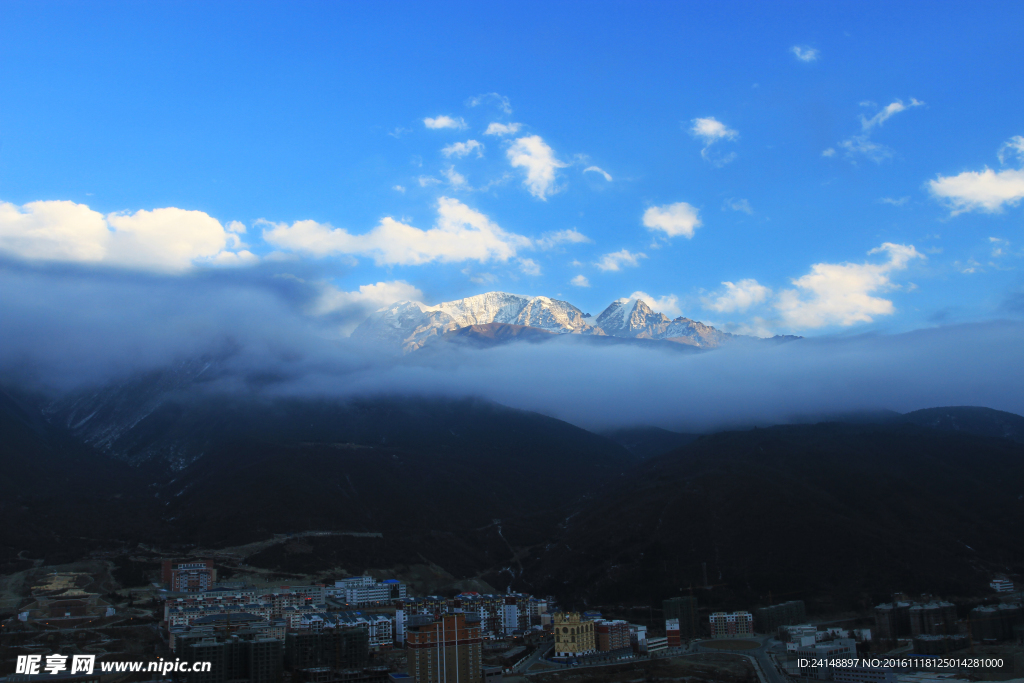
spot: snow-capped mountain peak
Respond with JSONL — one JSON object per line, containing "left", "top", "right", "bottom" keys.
{"left": 352, "top": 290, "right": 736, "bottom": 353}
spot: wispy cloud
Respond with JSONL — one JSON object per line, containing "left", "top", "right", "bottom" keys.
{"left": 643, "top": 202, "right": 702, "bottom": 238}
{"left": 879, "top": 196, "right": 909, "bottom": 206}
{"left": 441, "top": 166, "right": 469, "bottom": 190}
{"left": 484, "top": 122, "right": 522, "bottom": 136}
{"left": 997, "top": 135, "right": 1024, "bottom": 165}
{"left": 506, "top": 135, "right": 568, "bottom": 200}
{"left": 466, "top": 92, "right": 512, "bottom": 114}
{"left": 423, "top": 115, "right": 467, "bottom": 130}
{"left": 570, "top": 274, "right": 590, "bottom": 288}
{"left": 690, "top": 116, "right": 739, "bottom": 166}
{"left": 536, "top": 228, "right": 591, "bottom": 250}
{"left": 583, "top": 166, "right": 613, "bottom": 182}
{"left": 791, "top": 45, "right": 820, "bottom": 62}
{"left": 441, "top": 140, "right": 484, "bottom": 158}
{"left": 723, "top": 198, "right": 753, "bottom": 214}
{"left": 518, "top": 258, "right": 541, "bottom": 276}
{"left": 595, "top": 249, "right": 647, "bottom": 272}
{"left": 836, "top": 98, "right": 923, "bottom": 162}
{"left": 393, "top": 185, "right": 406, "bottom": 193}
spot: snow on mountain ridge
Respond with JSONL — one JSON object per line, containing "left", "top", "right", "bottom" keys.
{"left": 351, "top": 291, "right": 735, "bottom": 353}
{"left": 351, "top": 292, "right": 593, "bottom": 352}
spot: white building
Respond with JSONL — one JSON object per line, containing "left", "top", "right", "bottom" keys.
{"left": 327, "top": 576, "right": 407, "bottom": 606}
{"left": 795, "top": 639, "right": 857, "bottom": 680}
{"left": 990, "top": 578, "right": 1014, "bottom": 593}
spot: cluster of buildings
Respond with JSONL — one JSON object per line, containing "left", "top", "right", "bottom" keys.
{"left": 159, "top": 561, "right": 559, "bottom": 683}
{"left": 551, "top": 612, "right": 641, "bottom": 658}
{"left": 874, "top": 596, "right": 1023, "bottom": 650}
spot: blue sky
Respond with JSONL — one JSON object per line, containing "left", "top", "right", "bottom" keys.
{"left": 2, "top": 0, "right": 1024, "bottom": 337}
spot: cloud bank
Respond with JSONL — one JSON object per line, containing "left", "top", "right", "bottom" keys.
{"left": 3, "top": 259, "right": 1023, "bottom": 434}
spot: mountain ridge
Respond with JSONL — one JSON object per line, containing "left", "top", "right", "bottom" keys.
{"left": 351, "top": 291, "right": 740, "bottom": 353}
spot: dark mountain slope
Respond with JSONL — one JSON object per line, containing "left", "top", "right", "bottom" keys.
{"left": 603, "top": 426, "right": 700, "bottom": 460}
{"left": 0, "top": 390, "right": 151, "bottom": 565}
{"left": 901, "top": 406, "right": 1024, "bottom": 442}
{"left": 143, "top": 395, "right": 635, "bottom": 546}
{"left": 523, "top": 422, "right": 1024, "bottom": 611}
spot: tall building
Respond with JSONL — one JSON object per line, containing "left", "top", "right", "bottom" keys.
{"left": 553, "top": 613, "right": 596, "bottom": 657}
{"left": 874, "top": 602, "right": 912, "bottom": 640}
{"left": 754, "top": 600, "right": 806, "bottom": 634}
{"left": 662, "top": 597, "right": 698, "bottom": 638}
{"left": 407, "top": 612, "right": 483, "bottom": 683}
{"left": 178, "top": 635, "right": 283, "bottom": 683}
{"left": 708, "top": 612, "right": 753, "bottom": 639}
{"left": 665, "top": 619, "right": 681, "bottom": 648}
{"left": 285, "top": 626, "right": 370, "bottom": 671}
{"left": 908, "top": 602, "right": 957, "bottom": 636}
{"left": 163, "top": 560, "right": 217, "bottom": 593}
{"left": 594, "top": 619, "right": 630, "bottom": 651}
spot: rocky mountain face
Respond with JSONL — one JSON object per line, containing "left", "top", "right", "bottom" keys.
{"left": 594, "top": 297, "right": 734, "bottom": 347}
{"left": 352, "top": 293, "right": 598, "bottom": 353}
{"left": 353, "top": 291, "right": 733, "bottom": 353}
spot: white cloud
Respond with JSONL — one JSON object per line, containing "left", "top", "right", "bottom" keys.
{"left": 518, "top": 258, "right": 541, "bottom": 276}
{"left": 583, "top": 166, "right": 613, "bottom": 181}
{"left": 261, "top": 197, "right": 531, "bottom": 266}
{"left": 836, "top": 98, "right": 923, "bottom": 162}
{"left": 775, "top": 243, "right": 923, "bottom": 328}
{"left": 642, "top": 202, "right": 702, "bottom": 238}
{"left": 462, "top": 268, "right": 498, "bottom": 285}
{"left": 723, "top": 198, "right": 753, "bottom": 214}
{"left": 629, "top": 291, "right": 682, "bottom": 318}
{"left": 417, "top": 176, "right": 442, "bottom": 187}
{"left": 703, "top": 279, "right": 771, "bottom": 313}
{"left": 466, "top": 93, "right": 512, "bottom": 114}
{"left": 595, "top": 249, "right": 647, "bottom": 272}
{"left": 989, "top": 237, "right": 1010, "bottom": 258}
{"left": 570, "top": 274, "right": 590, "bottom": 287}
{"left": 393, "top": 185, "right": 406, "bottom": 193}
{"left": 860, "top": 98, "right": 923, "bottom": 131}
{"left": 312, "top": 280, "right": 424, "bottom": 333}
{"left": 822, "top": 148, "right": 836, "bottom": 157}
{"left": 930, "top": 167, "right": 1024, "bottom": 214}
{"left": 506, "top": 135, "right": 568, "bottom": 200}
{"left": 929, "top": 136, "right": 1024, "bottom": 214}
{"left": 879, "top": 196, "right": 910, "bottom": 206}
{"left": 791, "top": 46, "right": 819, "bottom": 62}
{"left": 690, "top": 116, "right": 738, "bottom": 166}
{"left": 441, "top": 166, "right": 469, "bottom": 190}
{"left": 0, "top": 200, "right": 254, "bottom": 271}
{"left": 441, "top": 140, "right": 484, "bottom": 158}
{"left": 423, "top": 115, "right": 467, "bottom": 130}
{"left": 997, "top": 135, "right": 1024, "bottom": 165}
{"left": 484, "top": 122, "right": 522, "bottom": 136}
{"left": 536, "top": 228, "right": 591, "bottom": 250}
{"left": 227, "top": 220, "right": 247, "bottom": 234}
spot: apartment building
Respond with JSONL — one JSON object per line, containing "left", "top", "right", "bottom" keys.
{"left": 163, "top": 560, "right": 217, "bottom": 593}
{"left": 708, "top": 612, "right": 753, "bottom": 639}
{"left": 406, "top": 612, "right": 483, "bottom": 683}
{"left": 328, "top": 577, "right": 407, "bottom": 606}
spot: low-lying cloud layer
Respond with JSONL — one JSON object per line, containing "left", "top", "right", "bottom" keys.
{"left": 3, "top": 261, "right": 1022, "bottom": 433}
